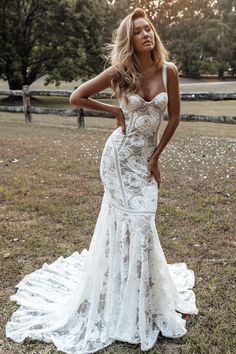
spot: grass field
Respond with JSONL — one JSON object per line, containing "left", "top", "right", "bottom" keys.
{"left": 0, "top": 116, "right": 235, "bottom": 354}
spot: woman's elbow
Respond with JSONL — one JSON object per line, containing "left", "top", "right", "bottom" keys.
{"left": 69, "top": 93, "right": 80, "bottom": 106}
{"left": 168, "top": 115, "right": 180, "bottom": 126}
{"left": 175, "top": 117, "right": 180, "bottom": 126}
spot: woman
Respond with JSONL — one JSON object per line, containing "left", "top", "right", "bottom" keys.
{"left": 6, "top": 8, "right": 198, "bottom": 354}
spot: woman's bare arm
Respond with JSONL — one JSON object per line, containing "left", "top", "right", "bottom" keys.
{"left": 151, "top": 62, "right": 180, "bottom": 160}
{"left": 147, "top": 62, "right": 180, "bottom": 183}
{"left": 69, "top": 66, "right": 126, "bottom": 134}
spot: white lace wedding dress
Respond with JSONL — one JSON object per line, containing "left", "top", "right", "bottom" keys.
{"left": 6, "top": 63, "right": 198, "bottom": 353}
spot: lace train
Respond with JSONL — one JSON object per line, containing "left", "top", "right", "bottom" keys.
{"left": 6, "top": 192, "right": 198, "bottom": 353}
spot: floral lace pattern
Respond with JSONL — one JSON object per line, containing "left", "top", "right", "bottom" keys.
{"left": 6, "top": 63, "right": 198, "bottom": 353}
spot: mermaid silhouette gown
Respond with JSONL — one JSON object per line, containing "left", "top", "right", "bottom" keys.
{"left": 6, "top": 63, "right": 198, "bottom": 353}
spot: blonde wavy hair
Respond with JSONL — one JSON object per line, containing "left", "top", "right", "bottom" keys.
{"left": 105, "top": 8, "right": 169, "bottom": 100}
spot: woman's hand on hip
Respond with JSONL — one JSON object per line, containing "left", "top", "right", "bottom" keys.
{"left": 112, "top": 107, "right": 126, "bottom": 135}
{"left": 147, "top": 158, "right": 161, "bottom": 188}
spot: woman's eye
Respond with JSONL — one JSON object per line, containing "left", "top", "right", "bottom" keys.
{"left": 134, "top": 27, "right": 151, "bottom": 35}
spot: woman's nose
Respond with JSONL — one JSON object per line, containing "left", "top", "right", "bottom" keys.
{"left": 143, "top": 30, "right": 149, "bottom": 38}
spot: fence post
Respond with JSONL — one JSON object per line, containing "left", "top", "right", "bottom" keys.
{"left": 22, "top": 85, "right": 32, "bottom": 122}
{"left": 77, "top": 107, "right": 85, "bottom": 128}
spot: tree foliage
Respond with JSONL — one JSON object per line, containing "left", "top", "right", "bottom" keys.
{"left": 0, "top": 0, "right": 115, "bottom": 89}
{"left": 0, "top": 0, "right": 235, "bottom": 90}
{"left": 132, "top": 0, "right": 236, "bottom": 77}
{"left": 0, "top": 0, "right": 76, "bottom": 89}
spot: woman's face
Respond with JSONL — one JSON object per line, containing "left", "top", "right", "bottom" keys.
{"left": 132, "top": 17, "right": 155, "bottom": 53}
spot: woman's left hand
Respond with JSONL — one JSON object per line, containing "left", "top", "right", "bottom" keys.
{"left": 147, "top": 158, "right": 161, "bottom": 188}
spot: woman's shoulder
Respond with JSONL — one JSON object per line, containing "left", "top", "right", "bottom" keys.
{"left": 102, "top": 65, "right": 117, "bottom": 78}
{"left": 163, "top": 61, "right": 179, "bottom": 75}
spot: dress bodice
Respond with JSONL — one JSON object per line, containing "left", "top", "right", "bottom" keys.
{"left": 100, "top": 63, "right": 169, "bottom": 214}
{"left": 117, "top": 63, "right": 168, "bottom": 137}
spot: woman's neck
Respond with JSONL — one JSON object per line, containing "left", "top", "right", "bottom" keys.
{"left": 137, "top": 52, "right": 155, "bottom": 72}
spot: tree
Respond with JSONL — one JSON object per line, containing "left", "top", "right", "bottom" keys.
{"left": 71, "top": 0, "right": 113, "bottom": 80}
{"left": 130, "top": 0, "right": 236, "bottom": 77}
{"left": 0, "top": 0, "right": 114, "bottom": 90}
{"left": 0, "top": 0, "right": 77, "bottom": 89}
{"left": 213, "top": 0, "right": 236, "bottom": 77}
{"left": 163, "top": 0, "right": 216, "bottom": 77}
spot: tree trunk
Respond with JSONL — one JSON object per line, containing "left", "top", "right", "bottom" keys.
{"left": 8, "top": 79, "right": 22, "bottom": 90}
{"left": 7, "top": 77, "right": 23, "bottom": 101}
{"left": 218, "top": 67, "right": 224, "bottom": 78}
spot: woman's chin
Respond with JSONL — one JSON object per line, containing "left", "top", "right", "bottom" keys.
{"left": 137, "top": 46, "right": 154, "bottom": 53}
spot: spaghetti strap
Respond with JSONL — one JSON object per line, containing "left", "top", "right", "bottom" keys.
{"left": 162, "top": 63, "right": 167, "bottom": 92}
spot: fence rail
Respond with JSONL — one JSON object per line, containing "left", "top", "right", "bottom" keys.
{"left": 1, "top": 89, "right": 236, "bottom": 100}
{"left": 0, "top": 87, "right": 235, "bottom": 126}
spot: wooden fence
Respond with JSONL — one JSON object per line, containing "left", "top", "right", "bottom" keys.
{"left": 0, "top": 86, "right": 235, "bottom": 127}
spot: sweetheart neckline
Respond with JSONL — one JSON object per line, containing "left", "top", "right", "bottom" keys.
{"left": 129, "top": 91, "right": 168, "bottom": 103}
